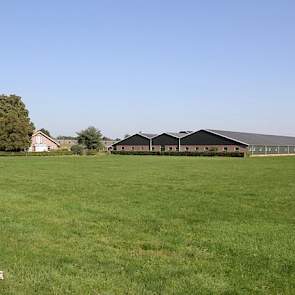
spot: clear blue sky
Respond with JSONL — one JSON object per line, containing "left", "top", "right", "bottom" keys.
{"left": 1, "top": 0, "right": 295, "bottom": 138}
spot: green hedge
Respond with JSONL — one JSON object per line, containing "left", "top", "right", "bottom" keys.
{"left": 111, "top": 151, "right": 245, "bottom": 157}
{"left": 0, "top": 150, "right": 74, "bottom": 157}
{"left": 0, "top": 150, "right": 109, "bottom": 157}
{"left": 85, "top": 149, "right": 99, "bottom": 156}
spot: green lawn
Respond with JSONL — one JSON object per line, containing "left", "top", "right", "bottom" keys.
{"left": 0, "top": 155, "right": 294, "bottom": 294}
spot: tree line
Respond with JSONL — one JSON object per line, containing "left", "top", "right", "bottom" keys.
{"left": 0, "top": 94, "right": 112, "bottom": 152}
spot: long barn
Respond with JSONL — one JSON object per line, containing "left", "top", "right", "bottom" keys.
{"left": 204, "top": 129, "right": 295, "bottom": 155}
{"left": 152, "top": 132, "right": 189, "bottom": 152}
{"left": 113, "top": 133, "right": 156, "bottom": 151}
{"left": 112, "top": 129, "right": 295, "bottom": 156}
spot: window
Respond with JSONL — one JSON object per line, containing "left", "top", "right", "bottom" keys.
{"left": 205, "top": 147, "right": 209, "bottom": 151}
{"left": 36, "top": 135, "right": 42, "bottom": 144}
{"left": 224, "top": 147, "right": 228, "bottom": 152}
{"left": 235, "top": 147, "right": 240, "bottom": 151}
{"left": 195, "top": 147, "right": 199, "bottom": 151}
{"left": 48, "top": 146, "right": 51, "bottom": 151}
{"left": 169, "top": 147, "right": 173, "bottom": 151}
{"left": 186, "top": 147, "right": 189, "bottom": 151}
{"left": 121, "top": 146, "right": 124, "bottom": 150}
{"left": 132, "top": 147, "right": 134, "bottom": 150}
{"left": 152, "top": 147, "right": 155, "bottom": 151}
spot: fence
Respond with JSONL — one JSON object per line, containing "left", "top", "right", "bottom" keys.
{"left": 249, "top": 145, "right": 295, "bottom": 156}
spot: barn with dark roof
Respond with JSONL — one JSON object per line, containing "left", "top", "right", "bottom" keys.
{"left": 180, "top": 130, "right": 248, "bottom": 153}
{"left": 204, "top": 129, "right": 295, "bottom": 155}
{"left": 152, "top": 132, "right": 189, "bottom": 152}
{"left": 112, "top": 133, "right": 156, "bottom": 151}
{"left": 112, "top": 129, "right": 295, "bottom": 156}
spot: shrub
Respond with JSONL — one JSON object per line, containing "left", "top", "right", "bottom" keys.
{"left": 85, "top": 149, "right": 98, "bottom": 156}
{"left": 209, "top": 147, "right": 218, "bottom": 152}
{"left": 70, "top": 145, "right": 84, "bottom": 155}
{"left": 111, "top": 151, "right": 245, "bottom": 157}
{"left": 0, "top": 150, "right": 74, "bottom": 157}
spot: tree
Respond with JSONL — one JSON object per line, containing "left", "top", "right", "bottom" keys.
{"left": 0, "top": 94, "right": 35, "bottom": 151}
{"left": 77, "top": 126, "right": 102, "bottom": 150}
{"left": 40, "top": 128, "right": 51, "bottom": 137}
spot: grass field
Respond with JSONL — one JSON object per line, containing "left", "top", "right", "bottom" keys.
{"left": 0, "top": 155, "right": 294, "bottom": 294}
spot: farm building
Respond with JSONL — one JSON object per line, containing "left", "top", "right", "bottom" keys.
{"left": 203, "top": 129, "right": 295, "bottom": 155}
{"left": 29, "top": 130, "right": 60, "bottom": 152}
{"left": 180, "top": 130, "right": 248, "bottom": 153}
{"left": 101, "top": 138, "right": 117, "bottom": 151}
{"left": 152, "top": 132, "right": 189, "bottom": 152}
{"left": 56, "top": 138, "right": 78, "bottom": 150}
{"left": 113, "top": 133, "right": 156, "bottom": 151}
{"left": 112, "top": 129, "right": 295, "bottom": 156}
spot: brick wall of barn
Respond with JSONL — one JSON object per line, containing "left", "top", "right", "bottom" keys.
{"left": 152, "top": 145, "right": 179, "bottom": 152}
{"left": 115, "top": 145, "right": 150, "bottom": 151}
{"left": 180, "top": 145, "right": 248, "bottom": 153}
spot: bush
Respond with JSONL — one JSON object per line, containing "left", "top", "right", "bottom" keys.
{"left": 111, "top": 151, "right": 245, "bottom": 157}
{"left": 0, "top": 149, "right": 105, "bottom": 157}
{"left": 70, "top": 145, "right": 85, "bottom": 155}
{"left": 209, "top": 147, "right": 218, "bottom": 152}
{"left": 0, "top": 150, "right": 74, "bottom": 157}
{"left": 85, "top": 149, "right": 98, "bottom": 156}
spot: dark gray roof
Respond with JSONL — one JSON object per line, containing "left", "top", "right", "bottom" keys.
{"left": 139, "top": 133, "right": 157, "bottom": 139}
{"left": 166, "top": 132, "right": 189, "bottom": 138}
{"left": 207, "top": 129, "right": 295, "bottom": 146}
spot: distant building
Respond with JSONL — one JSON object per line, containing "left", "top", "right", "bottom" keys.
{"left": 56, "top": 139, "right": 78, "bottom": 150}
{"left": 29, "top": 130, "right": 60, "bottom": 152}
{"left": 112, "top": 129, "right": 295, "bottom": 156}
{"left": 101, "top": 139, "right": 117, "bottom": 150}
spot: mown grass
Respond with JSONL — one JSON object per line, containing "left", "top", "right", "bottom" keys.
{"left": 0, "top": 155, "right": 294, "bottom": 294}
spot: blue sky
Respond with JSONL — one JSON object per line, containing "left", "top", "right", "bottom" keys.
{"left": 1, "top": 0, "right": 295, "bottom": 138}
